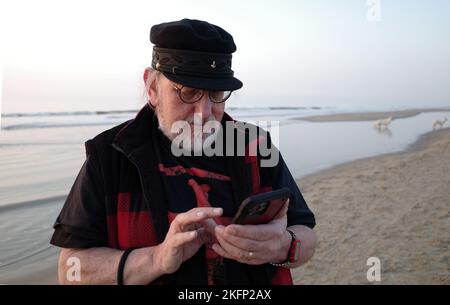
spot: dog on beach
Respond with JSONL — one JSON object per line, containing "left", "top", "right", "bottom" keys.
{"left": 432, "top": 117, "right": 447, "bottom": 129}
{"left": 374, "top": 116, "right": 393, "bottom": 129}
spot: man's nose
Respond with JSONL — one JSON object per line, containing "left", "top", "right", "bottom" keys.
{"left": 193, "top": 92, "right": 213, "bottom": 122}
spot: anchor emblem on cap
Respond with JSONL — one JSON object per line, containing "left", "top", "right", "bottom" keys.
{"left": 211, "top": 61, "right": 216, "bottom": 69}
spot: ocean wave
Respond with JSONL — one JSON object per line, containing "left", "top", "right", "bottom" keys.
{"left": 1, "top": 121, "right": 118, "bottom": 131}
{"left": 1, "top": 106, "right": 329, "bottom": 118}
{"left": 1, "top": 109, "right": 138, "bottom": 118}
{"left": 0, "top": 107, "right": 333, "bottom": 131}
{"left": 0, "top": 195, "right": 67, "bottom": 212}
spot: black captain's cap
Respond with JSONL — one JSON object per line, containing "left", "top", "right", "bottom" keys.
{"left": 150, "top": 18, "right": 243, "bottom": 91}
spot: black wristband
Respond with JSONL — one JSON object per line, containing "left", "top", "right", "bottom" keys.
{"left": 117, "top": 248, "right": 134, "bottom": 285}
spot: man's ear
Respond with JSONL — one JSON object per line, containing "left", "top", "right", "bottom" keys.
{"left": 143, "top": 67, "right": 159, "bottom": 107}
{"left": 143, "top": 67, "right": 151, "bottom": 83}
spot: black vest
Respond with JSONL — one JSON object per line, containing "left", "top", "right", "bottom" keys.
{"left": 85, "top": 104, "right": 291, "bottom": 284}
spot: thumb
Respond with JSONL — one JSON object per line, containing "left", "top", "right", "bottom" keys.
{"left": 274, "top": 198, "right": 289, "bottom": 220}
{"left": 201, "top": 218, "right": 217, "bottom": 235}
{"left": 196, "top": 227, "right": 214, "bottom": 245}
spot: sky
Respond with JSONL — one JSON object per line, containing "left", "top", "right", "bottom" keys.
{"left": 1, "top": 0, "right": 450, "bottom": 113}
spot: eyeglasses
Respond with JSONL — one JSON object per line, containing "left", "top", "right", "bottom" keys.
{"left": 172, "top": 84, "right": 232, "bottom": 104}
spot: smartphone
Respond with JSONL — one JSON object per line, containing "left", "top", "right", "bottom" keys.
{"left": 231, "top": 188, "right": 291, "bottom": 225}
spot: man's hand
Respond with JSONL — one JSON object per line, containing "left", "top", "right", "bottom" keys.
{"left": 153, "top": 207, "right": 223, "bottom": 274}
{"left": 212, "top": 202, "right": 292, "bottom": 265}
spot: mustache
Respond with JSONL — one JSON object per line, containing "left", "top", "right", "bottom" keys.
{"left": 164, "top": 113, "right": 222, "bottom": 141}
{"left": 185, "top": 113, "right": 218, "bottom": 126}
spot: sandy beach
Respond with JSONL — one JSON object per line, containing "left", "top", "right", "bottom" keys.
{"left": 292, "top": 127, "right": 450, "bottom": 284}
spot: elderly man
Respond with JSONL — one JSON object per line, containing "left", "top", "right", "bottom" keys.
{"left": 50, "top": 18, "right": 316, "bottom": 285}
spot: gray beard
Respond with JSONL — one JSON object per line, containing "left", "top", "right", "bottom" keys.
{"left": 155, "top": 110, "right": 220, "bottom": 155}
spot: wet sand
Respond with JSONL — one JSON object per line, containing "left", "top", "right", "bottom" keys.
{"left": 292, "top": 127, "right": 450, "bottom": 284}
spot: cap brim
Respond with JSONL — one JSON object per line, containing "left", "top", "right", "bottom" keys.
{"left": 162, "top": 73, "right": 243, "bottom": 91}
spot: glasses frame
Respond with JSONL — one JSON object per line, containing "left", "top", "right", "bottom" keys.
{"left": 171, "top": 84, "right": 233, "bottom": 104}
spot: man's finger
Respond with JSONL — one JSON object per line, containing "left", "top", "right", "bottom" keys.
{"left": 224, "top": 223, "right": 279, "bottom": 241}
{"left": 212, "top": 243, "right": 265, "bottom": 266}
{"left": 216, "top": 226, "right": 254, "bottom": 261}
{"left": 200, "top": 218, "right": 217, "bottom": 235}
{"left": 172, "top": 230, "right": 198, "bottom": 248}
{"left": 218, "top": 228, "right": 264, "bottom": 252}
{"left": 171, "top": 207, "right": 223, "bottom": 232}
{"left": 274, "top": 199, "right": 289, "bottom": 220}
{"left": 196, "top": 227, "right": 214, "bottom": 244}
{"left": 211, "top": 243, "right": 234, "bottom": 260}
